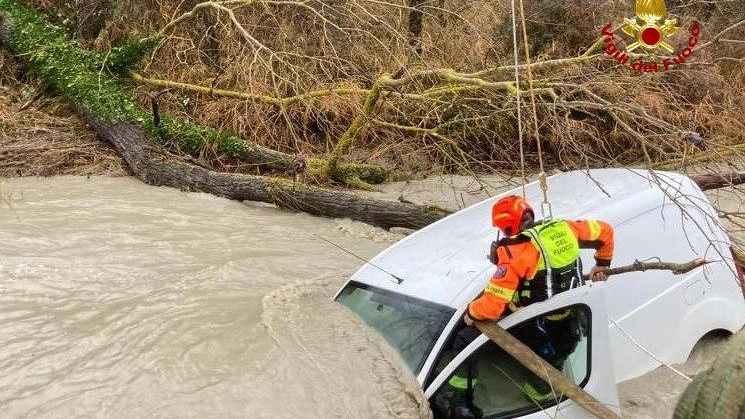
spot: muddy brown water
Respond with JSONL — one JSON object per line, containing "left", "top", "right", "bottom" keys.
{"left": 0, "top": 175, "right": 739, "bottom": 418}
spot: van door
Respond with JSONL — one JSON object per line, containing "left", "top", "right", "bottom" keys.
{"left": 424, "top": 285, "right": 620, "bottom": 419}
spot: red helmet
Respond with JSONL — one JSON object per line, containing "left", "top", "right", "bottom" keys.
{"left": 491, "top": 195, "right": 533, "bottom": 236}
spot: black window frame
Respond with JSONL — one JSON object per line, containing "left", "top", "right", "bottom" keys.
{"left": 428, "top": 303, "right": 593, "bottom": 419}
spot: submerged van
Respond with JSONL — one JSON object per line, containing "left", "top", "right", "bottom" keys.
{"left": 334, "top": 168, "right": 745, "bottom": 418}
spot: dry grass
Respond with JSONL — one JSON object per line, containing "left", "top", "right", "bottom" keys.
{"left": 7, "top": 0, "right": 745, "bottom": 177}
{"left": 0, "top": 50, "right": 128, "bottom": 177}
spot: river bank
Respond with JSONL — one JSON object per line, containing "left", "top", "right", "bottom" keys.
{"left": 0, "top": 71, "right": 127, "bottom": 177}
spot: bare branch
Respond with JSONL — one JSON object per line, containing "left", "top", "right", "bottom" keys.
{"left": 130, "top": 72, "right": 368, "bottom": 105}
{"left": 475, "top": 321, "right": 622, "bottom": 419}
{"left": 582, "top": 258, "right": 710, "bottom": 281}
{"left": 689, "top": 172, "right": 745, "bottom": 191}
{"left": 696, "top": 18, "right": 745, "bottom": 50}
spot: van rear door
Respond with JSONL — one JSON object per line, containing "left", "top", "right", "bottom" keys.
{"left": 424, "top": 285, "right": 620, "bottom": 419}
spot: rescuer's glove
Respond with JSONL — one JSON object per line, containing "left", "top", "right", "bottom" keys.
{"left": 589, "top": 265, "right": 610, "bottom": 281}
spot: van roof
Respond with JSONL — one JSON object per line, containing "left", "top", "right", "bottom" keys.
{"left": 346, "top": 168, "right": 705, "bottom": 309}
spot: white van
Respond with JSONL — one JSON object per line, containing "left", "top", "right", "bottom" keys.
{"left": 335, "top": 168, "right": 745, "bottom": 418}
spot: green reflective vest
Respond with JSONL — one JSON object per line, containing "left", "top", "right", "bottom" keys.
{"left": 521, "top": 218, "right": 582, "bottom": 298}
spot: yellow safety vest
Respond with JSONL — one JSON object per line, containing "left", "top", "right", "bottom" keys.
{"left": 524, "top": 219, "right": 581, "bottom": 273}
{"left": 508, "top": 219, "right": 582, "bottom": 313}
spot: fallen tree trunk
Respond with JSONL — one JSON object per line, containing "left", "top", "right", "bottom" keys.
{"left": 3, "top": 1, "right": 744, "bottom": 230}
{"left": 0, "top": 1, "right": 386, "bottom": 186}
{"left": 733, "top": 246, "right": 745, "bottom": 268}
{"left": 79, "top": 108, "right": 450, "bottom": 229}
{"left": 475, "top": 321, "right": 622, "bottom": 419}
{"left": 689, "top": 172, "right": 745, "bottom": 191}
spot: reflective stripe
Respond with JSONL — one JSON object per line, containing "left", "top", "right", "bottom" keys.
{"left": 492, "top": 212, "right": 511, "bottom": 226}
{"left": 521, "top": 381, "right": 555, "bottom": 402}
{"left": 524, "top": 227, "right": 555, "bottom": 298}
{"left": 508, "top": 286, "right": 531, "bottom": 312}
{"left": 485, "top": 283, "right": 515, "bottom": 301}
{"left": 448, "top": 375, "right": 469, "bottom": 389}
{"left": 545, "top": 309, "right": 571, "bottom": 321}
{"left": 588, "top": 220, "right": 601, "bottom": 240}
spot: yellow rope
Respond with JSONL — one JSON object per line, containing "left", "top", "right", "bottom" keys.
{"left": 510, "top": 0, "right": 527, "bottom": 199}
{"left": 517, "top": 0, "right": 551, "bottom": 217}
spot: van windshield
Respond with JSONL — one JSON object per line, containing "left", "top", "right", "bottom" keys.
{"left": 336, "top": 281, "right": 456, "bottom": 374}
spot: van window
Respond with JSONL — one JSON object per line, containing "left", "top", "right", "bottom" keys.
{"left": 336, "top": 281, "right": 456, "bottom": 374}
{"left": 430, "top": 305, "right": 591, "bottom": 419}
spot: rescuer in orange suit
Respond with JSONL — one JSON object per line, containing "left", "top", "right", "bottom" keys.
{"left": 433, "top": 195, "right": 614, "bottom": 419}
{"left": 464, "top": 195, "right": 614, "bottom": 324}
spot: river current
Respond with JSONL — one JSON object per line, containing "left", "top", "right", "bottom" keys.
{"left": 0, "top": 175, "right": 736, "bottom": 418}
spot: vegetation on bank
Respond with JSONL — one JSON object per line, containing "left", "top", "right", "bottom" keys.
{"left": 1, "top": 0, "right": 460, "bottom": 228}
{"left": 0, "top": 46, "right": 127, "bottom": 176}
{"left": 1, "top": 0, "right": 743, "bottom": 178}
{"left": 0, "top": 0, "right": 386, "bottom": 187}
{"left": 11, "top": 0, "right": 745, "bottom": 173}
{"left": 674, "top": 330, "right": 745, "bottom": 419}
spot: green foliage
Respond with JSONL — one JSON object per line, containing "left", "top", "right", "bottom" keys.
{"left": 152, "top": 117, "right": 253, "bottom": 156}
{"left": 106, "top": 35, "right": 161, "bottom": 76}
{"left": 674, "top": 332, "right": 745, "bottom": 419}
{"left": 0, "top": 0, "right": 254, "bottom": 160}
{"left": 0, "top": 0, "right": 146, "bottom": 122}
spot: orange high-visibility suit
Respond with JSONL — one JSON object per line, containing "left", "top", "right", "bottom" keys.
{"left": 468, "top": 219, "right": 614, "bottom": 321}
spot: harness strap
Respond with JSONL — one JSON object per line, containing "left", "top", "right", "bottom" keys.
{"left": 524, "top": 219, "right": 584, "bottom": 299}
{"left": 524, "top": 227, "right": 554, "bottom": 298}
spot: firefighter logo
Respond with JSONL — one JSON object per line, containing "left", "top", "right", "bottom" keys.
{"left": 600, "top": 0, "right": 699, "bottom": 72}
{"left": 621, "top": 0, "right": 679, "bottom": 53}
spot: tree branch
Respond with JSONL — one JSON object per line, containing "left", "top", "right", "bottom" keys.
{"left": 582, "top": 258, "right": 710, "bottom": 281}
{"left": 696, "top": 18, "right": 745, "bottom": 50}
{"left": 475, "top": 321, "right": 622, "bottom": 419}
{"left": 130, "top": 72, "right": 369, "bottom": 105}
{"left": 325, "top": 75, "right": 387, "bottom": 189}
{"left": 688, "top": 172, "right": 745, "bottom": 191}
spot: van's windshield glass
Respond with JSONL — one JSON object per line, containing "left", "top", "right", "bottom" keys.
{"left": 336, "top": 281, "right": 456, "bottom": 374}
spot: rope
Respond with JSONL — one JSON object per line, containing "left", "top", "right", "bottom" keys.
{"left": 510, "top": 0, "right": 526, "bottom": 198}
{"left": 607, "top": 316, "right": 693, "bottom": 382}
{"left": 516, "top": 0, "right": 552, "bottom": 217}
